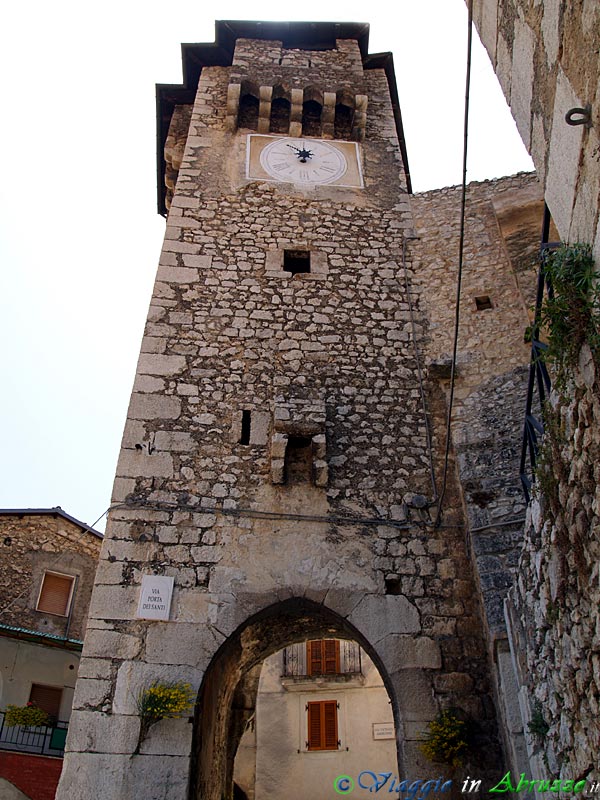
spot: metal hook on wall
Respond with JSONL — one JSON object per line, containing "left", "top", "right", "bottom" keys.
{"left": 565, "top": 105, "right": 592, "bottom": 127}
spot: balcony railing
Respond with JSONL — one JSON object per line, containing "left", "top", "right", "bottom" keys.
{"left": 519, "top": 204, "right": 559, "bottom": 502}
{"left": 0, "top": 711, "right": 68, "bottom": 757}
{"left": 282, "top": 641, "right": 362, "bottom": 678}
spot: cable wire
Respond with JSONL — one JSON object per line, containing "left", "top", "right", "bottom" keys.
{"left": 434, "top": 0, "right": 474, "bottom": 527}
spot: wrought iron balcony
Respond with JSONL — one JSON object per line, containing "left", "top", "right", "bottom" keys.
{"left": 519, "top": 204, "right": 559, "bottom": 502}
{"left": 0, "top": 710, "right": 68, "bottom": 757}
{"left": 282, "top": 640, "right": 362, "bottom": 678}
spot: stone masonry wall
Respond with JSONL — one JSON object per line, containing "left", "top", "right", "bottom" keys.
{"left": 507, "top": 345, "right": 600, "bottom": 784}
{"left": 0, "top": 513, "right": 101, "bottom": 641}
{"left": 58, "top": 37, "right": 504, "bottom": 799}
{"left": 470, "top": 0, "right": 600, "bottom": 261}
{"left": 411, "top": 172, "right": 543, "bottom": 773}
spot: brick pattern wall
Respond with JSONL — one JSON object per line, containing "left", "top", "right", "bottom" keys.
{"left": 0, "top": 752, "right": 63, "bottom": 800}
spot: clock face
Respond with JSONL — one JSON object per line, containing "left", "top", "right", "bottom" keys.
{"left": 259, "top": 137, "right": 348, "bottom": 185}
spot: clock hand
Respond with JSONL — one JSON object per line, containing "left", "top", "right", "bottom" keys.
{"left": 286, "top": 143, "right": 314, "bottom": 162}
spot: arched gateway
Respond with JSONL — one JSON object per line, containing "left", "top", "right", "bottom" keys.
{"left": 57, "top": 21, "right": 503, "bottom": 800}
{"left": 191, "top": 598, "right": 404, "bottom": 800}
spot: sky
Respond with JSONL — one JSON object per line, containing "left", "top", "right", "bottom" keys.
{"left": 0, "top": 0, "right": 533, "bottom": 532}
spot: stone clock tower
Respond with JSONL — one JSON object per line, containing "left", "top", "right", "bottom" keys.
{"left": 57, "top": 22, "right": 502, "bottom": 800}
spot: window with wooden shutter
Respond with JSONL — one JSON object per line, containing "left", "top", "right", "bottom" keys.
{"left": 36, "top": 572, "right": 74, "bottom": 616}
{"left": 307, "top": 700, "right": 338, "bottom": 751}
{"left": 29, "top": 684, "right": 63, "bottom": 721}
{"left": 307, "top": 639, "right": 340, "bottom": 676}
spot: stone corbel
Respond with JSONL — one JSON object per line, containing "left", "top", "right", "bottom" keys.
{"left": 258, "top": 85, "right": 273, "bottom": 134}
{"left": 271, "top": 433, "right": 288, "bottom": 484}
{"left": 225, "top": 82, "right": 241, "bottom": 132}
{"left": 353, "top": 94, "right": 368, "bottom": 141}
{"left": 270, "top": 399, "right": 328, "bottom": 487}
{"left": 289, "top": 88, "right": 303, "bottom": 138}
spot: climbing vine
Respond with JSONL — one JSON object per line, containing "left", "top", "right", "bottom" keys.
{"left": 539, "top": 243, "right": 599, "bottom": 388}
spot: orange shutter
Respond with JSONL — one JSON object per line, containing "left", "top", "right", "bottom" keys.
{"left": 307, "top": 700, "right": 339, "bottom": 750}
{"left": 29, "top": 684, "right": 63, "bottom": 720}
{"left": 323, "top": 701, "right": 338, "bottom": 749}
{"left": 307, "top": 639, "right": 340, "bottom": 675}
{"left": 37, "top": 573, "right": 73, "bottom": 616}
{"left": 307, "top": 702, "right": 322, "bottom": 749}
{"left": 308, "top": 640, "right": 323, "bottom": 676}
{"left": 323, "top": 640, "right": 340, "bottom": 674}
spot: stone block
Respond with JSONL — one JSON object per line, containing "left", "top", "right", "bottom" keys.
{"left": 510, "top": 16, "right": 535, "bottom": 149}
{"left": 377, "top": 634, "right": 442, "bottom": 670}
{"left": 77, "top": 657, "right": 114, "bottom": 681}
{"left": 433, "top": 672, "right": 474, "bottom": 693}
{"left": 67, "top": 710, "right": 139, "bottom": 754}
{"left": 139, "top": 716, "right": 194, "bottom": 757}
{"left": 116, "top": 450, "right": 174, "bottom": 479}
{"left": 72, "top": 678, "right": 112, "bottom": 710}
{"left": 348, "top": 594, "right": 420, "bottom": 645}
{"left": 546, "top": 69, "right": 584, "bottom": 240}
{"left": 314, "top": 459, "right": 328, "bottom": 487}
{"left": 157, "top": 266, "right": 200, "bottom": 283}
{"left": 250, "top": 410, "right": 270, "bottom": 445}
{"left": 88, "top": 585, "right": 139, "bottom": 622}
{"left": 137, "top": 353, "right": 187, "bottom": 377}
{"left": 57, "top": 752, "right": 126, "bottom": 797}
{"left": 388, "top": 669, "right": 436, "bottom": 719}
{"left": 83, "top": 629, "right": 143, "bottom": 660}
{"left": 113, "top": 660, "right": 203, "bottom": 715}
{"left": 154, "top": 430, "right": 196, "bottom": 452}
{"left": 128, "top": 393, "right": 181, "bottom": 421}
{"left": 144, "top": 622, "right": 222, "bottom": 668}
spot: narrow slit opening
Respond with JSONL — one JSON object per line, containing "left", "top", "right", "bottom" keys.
{"left": 240, "top": 410, "right": 251, "bottom": 445}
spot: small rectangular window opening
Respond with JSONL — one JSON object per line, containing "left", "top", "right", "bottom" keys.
{"left": 284, "top": 250, "right": 311, "bottom": 276}
{"left": 475, "top": 295, "right": 493, "bottom": 311}
{"left": 29, "top": 684, "right": 63, "bottom": 722}
{"left": 285, "top": 435, "right": 313, "bottom": 483}
{"left": 240, "top": 410, "right": 252, "bottom": 445}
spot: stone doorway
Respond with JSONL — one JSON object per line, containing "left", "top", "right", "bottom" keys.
{"left": 189, "top": 598, "right": 401, "bottom": 800}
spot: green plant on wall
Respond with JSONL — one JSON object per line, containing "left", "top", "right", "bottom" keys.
{"left": 420, "top": 709, "right": 469, "bottom": 767}
{"left": 5, "top": 702, "right": 50, "bottom": 728}
{"left": 134, "top": 681, "right": 195, "bottom": 755}
{"left": 528, "top": 704, "right": 549, "bottom": 739}
{"left": 539, "top": 243, "right": 599, "bottom": 386}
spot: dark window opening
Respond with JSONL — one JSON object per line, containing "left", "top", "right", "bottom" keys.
{"left": 270, "top": 97, "right": 291, "bottom": 133}
{"left": 475, "top": 295, "right": 493, "bottom": 311}
{"left": 238, "top": 94, "right": 259, "bottom": 130}
{"left": 240, "top": 410, "right": 251, "bottom": 445}
{"left": 302, "top": 100, "right": 322, "bottom": 137}
{"left": 284, "top": 250, "right": 311, "bottom": 275}
{"left": 385, "top": 577, "right": 402, "bottom": 595}
{"left": 334, "top": 103, "right": 354, "bottom": 140}
{"left": 285, "top": 435, "right": 313, "bottom": 484}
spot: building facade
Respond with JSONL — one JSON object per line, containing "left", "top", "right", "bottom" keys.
{"left": 0, "top": 508, "right": 102, "bottom": 800}
{"left": 233, "top": 639, "right": 397, "bottom": 800}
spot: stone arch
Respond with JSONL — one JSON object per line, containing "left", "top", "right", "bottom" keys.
{"left": 189, "top": 596, "right": 411, "bottom": 800}
{"left": 302, "top": 87, "right": 323, "bottom": 137}
{"left": 237, "top": 81, "right": 260, "bottom": 130}
{"left": 270, "top": 85, "right": 291, "bottom": 134}
{"left": 334, "top": 90, "right": 355, "bottom": 140}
